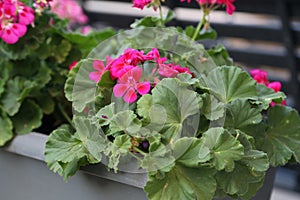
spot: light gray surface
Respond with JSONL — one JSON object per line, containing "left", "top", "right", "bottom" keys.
{"left": 3, "top": 133, "right": 147, "bottom": 188}
{"left": 0, "top": 149, "right": 147, "bottom": 200}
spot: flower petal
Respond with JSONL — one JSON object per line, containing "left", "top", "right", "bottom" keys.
{"left": 11, "top": 23, "right": 27, "bottom": 37}
{"left": 123, "top": 87, "right": 137, "bottom": 103}
{"left": 136, "top": 82, "right": 151, "bottom": 95}
{"left": 113, "top": 84, "right": 130, "bottom": 97}
{"left": 131, "top": 67, "right": 143, "bottom": 81}
{"left": 268, "top": 82, "right": 281, "bottom": 92}
{"left": 89, "top": 72, "right": 102, "bottom": 83}
{"left": 1, "top": 27, "right": 19, "bottom": 44}
{"left": 93, "top": 60, "right": 105, "bottom": 71}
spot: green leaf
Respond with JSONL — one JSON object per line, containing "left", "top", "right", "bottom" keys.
{"left": 57, "top": 28, "right": 116, "bottom": 53}
{"left": 200, "top": 127, "right": 244, "bottom": 171}
{"left": 200, "top": 93, "right": 225, "bottom": 120}
{"left": 55, "top": 40, "right": 72, "bottom": 63}
{"left": 0, "top": 78, "right": 35, "bottom": 116}
{"left": 216, "top": 162, "right": 265, "bottom": 196}
{"left": 203, "top": 66, "right": 257, "bottom": 103}
{"left": 137, "top": 94, "right": 153, "bottom": 119}
{"left": 145, "top": 165, "right": 216, "bottom": 200}
{"left": 11, "top": 99, "right": 43, "bottom": 135}
{"left": 70, "top": 60, "right": 97, "bottom": 112}
{"left": 0, "top": 62, "right": 10, "bottom": 98}
{"left": 97, "top": 70, "right": 115, "bottom": 88}
{"left": 183, "top": 25, "right": 217, "bottom": 41}
{"left": 64, "top": 61, "right": 80, "bottom": 101}
{"left": 150, "top": 78, "right": 201, "bottom": 142}
{"left": 96, "top": 102, "right": 115, "bottom": 126}
{"left": 45, "top": 125, "right": 89, "bottom": 180}
{"left": 74, "top": 116, "right": 106, "bottom": 162}
{"left": 236, "top": 130, "right": 269, "bottom": 173}
{"left": 252, "top": 84, "right": 286, "bottom": 110}
{"left": 173, "top": 137, "right": 210, "bottom": 167}
{"left": 141, "top": 144, "right": 175, "bottom": 173}
{"left": 207, "top": 45, "right": 233, "bottom": 66}
{"left": 33, "top": 62, "right": 52, "bottom": 89}
{"left": 35, "top": 93, "right": 55, "bottom": 114}
{"left": 131, "top": 10, "right": 175, "bottom": 28}
{"left": 0, "top": 108, "right": 13, "bottom": 146}
{"left": 225, "top": 99, "right": 262, "bottom": 129}
{"left": 108, "top": 110, "right": 141, "bottom": 136}
{"left": 176, "top": 73, "right": 200, "bottom": 86}
{"left": 260, "top": 106, "right": 300, "bottom": 166}
{"left": 113, "top": 134, "right": 132, "bottom": 154}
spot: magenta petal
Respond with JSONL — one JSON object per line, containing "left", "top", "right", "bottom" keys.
{"left": 93, "top": 60, "right": 105, "bottom": 71}
{"left": 89, "top": 72, "right": 102, "bottom": 83}
{"left": 1, "top": 28, "right": 19, "bottom": 44}
{"left": 131, "top": 67, "right": 143, "bottom": 81}
{"left": 124, "top": 87, "right": 137, "bottom": 103}
{"left": 136, "top": 82, "right": 151, "bottom": 95}
{"left": 11, "top": 23, "right": 27, "bottom": 37}
{"left": 18, "top": 11, "right": 35, "bottom": 25}
{"left": 113, "top": 84, "right": 130, "bottom": 97}
{"left": 268, "top": 82, "right": 281, "bottom": 92}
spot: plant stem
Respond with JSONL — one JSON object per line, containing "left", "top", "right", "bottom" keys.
{"left": 192, "top": 11, "right": 207, "bottom": 41}
{"left": 58, "top": 103, "right": 73, "bottom": 126}
{"left": 133, "top": 146, "right": 147, "bottom": 156}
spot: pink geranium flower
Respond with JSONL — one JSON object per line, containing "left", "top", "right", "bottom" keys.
{"left": 110, "top": 48, "right": 145, "bottom": 79}
{"left": 268, "top": 81, "right": 281, "bottom": 93}
{"left": 0, "top": 22, "right": 27, "bottom": 44}
{"left": 145, "top": 48, "right": 167, "bottom": 64}
{"left": 89, "top": 60, "right": 108, "bottom": 83}
{"left": 158, "top": 64, "right": 179, "bottom": 78}
{"left": 50, "top": 0, "right": 88, "bottom": 25}
{"left": 250, "top": 69, "right": 269, "bottom": 85}
{"left": 217, "top": 0, "right": 235, "bottom": 15}
{"left": 132, "top": 0, "right": 152, "bottom": 10}
{"left": 113, "top": 67, "right": 151, "bottom": 103}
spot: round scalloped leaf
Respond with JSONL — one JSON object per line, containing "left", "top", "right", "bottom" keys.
{"left": 224, "top": 99, "right": 262, "bottom": 129}
{"left": 44, "top": 125, "right": 89, "bottom": 180}
{"left": 11, "top": 99, "right": 42, "bottom": 135}
{"left": 150, "top": 78, "right": 201, "bottom": 142}
{"left": 70, "top": 60, "right": 97, "bottom": 112}
{"left": 203, "top": 66, "right": 257, "bottom": 103}
{"left": 74, "top": 116, "right": 107, "bottom": 162}
{"left": 173, "top": 137, "right": 210, "bottom": 167}
{"left": 1, "top": 78, "right": 35, "bottom": 116}
{"left": 145, "top": 165, "right": 216, "bottom": 200}
{"left": 216, "top": 162, "right": 265, "bottom": 197}
{"left": 260, "top": 106, "right": 300, "bottom": 166}
{"left": 200, "top": 127, "right": 244, "bottom": 172}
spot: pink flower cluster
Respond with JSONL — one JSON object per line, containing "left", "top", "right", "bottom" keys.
{"left": 250, "top": 69, "right": 286, "bottom": 106}
{"left": 132, "top": 0, "right": 152, "bottom": 10}
{"left": 49, "top": 0, "right": 88, "bottom": 25}
{"left": 89, "top": 48, "right": 193, "bottom": 103}
{"left": 0, "top": 0, "right": 35, "bottom": 44}
{"left": 181, "top": 0, "right": 235, "bottom": 15}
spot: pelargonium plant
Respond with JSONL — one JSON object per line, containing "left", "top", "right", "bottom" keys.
{"left": 0, "top": 0, "right": 115, "bottom": 146}
{"left": 3, "top": 0, "right": 299, "bottom": 200}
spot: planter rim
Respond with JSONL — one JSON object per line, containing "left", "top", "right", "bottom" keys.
{"left": 2, "top": 132, "right": 147, "bottom": 189}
